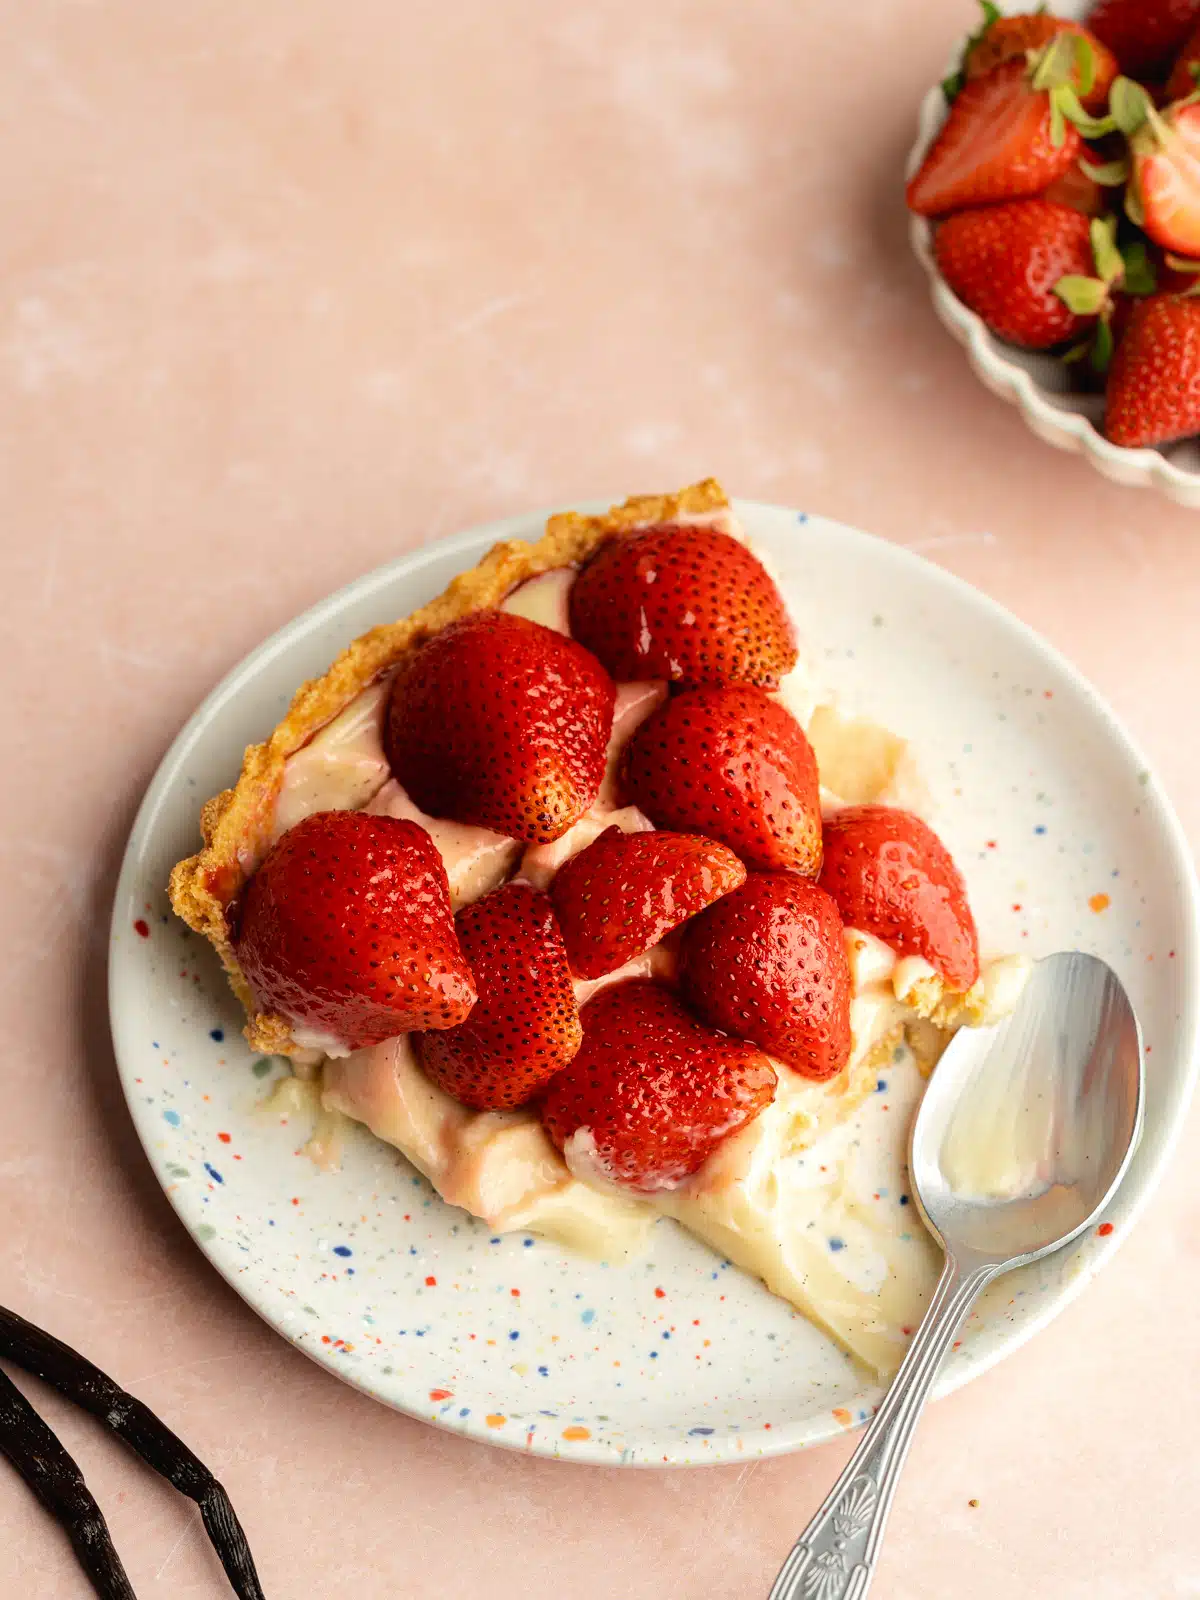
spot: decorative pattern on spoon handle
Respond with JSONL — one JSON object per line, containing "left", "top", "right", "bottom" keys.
{"left": 769, "top": 1256, "right": 999, "bottom": 1600}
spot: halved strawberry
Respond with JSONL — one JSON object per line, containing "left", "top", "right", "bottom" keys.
{"left": 549, "top": 826, "right": 746, "bottom": 979}
{"left": 386, "top": 610, "right": 615, "bottom": 845}
{"left": 417, "top": 882, "right": 581, "bottom": 1110}
{"left": 963, "top": 13, "right": 1117, "bottom": 113}
{"left": 818, "top": 806, "right": 979, "bottom": 992}
{"left": 1088, "top": 0, "right": 1200, "bottom": 79}
{"left": 934, "top": 199, "right": 1099, "bottom": 349}
{"left": 1104, "top": 291, "right": 1200, "bottom": 446}
{"left": 680, "top": 875, "right": 852, "bottom": 1082}
{"left": 540, "top": 981, "right": 777, "bottom": 1192}
{"left": 235, "top": 811, "right": 477, "bottom": 1048}
{"left": 568, "top": 523, "right": 798, "bottom": 689}
{"left": 622, "top": 686, "right": 822, "bottom": 875}
{"left": 908, "top": 54, "right": 1086, "bottom": 218}
{"left": 1129, "top": 98, "right": 1200, "bottom": 258}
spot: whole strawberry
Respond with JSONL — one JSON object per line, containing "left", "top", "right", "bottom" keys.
{"left": 235, "top": 811, "right": 477, "bottom": 1048}
{"left": 908, "top": 54, "right": 1083, "bottom": 218}
{"left": 417, "top": 882, "right": 581, "bottom": 1110}
{"left": 569, "top": 523, "right": 798, "bottom": 688}
{"left": 1088, "top": 0, "right": 1200, "bottom": 78}
{"left": 680, "top": 875, "right": 852, "bottom": 1082}
{"left": 386, "top": 610, "right": 615, "bottom": 845}
{"left": 1104, "top": 292, "right": 1200, "bottom": 447}
{"left": 818, "top": 806, "right": 979, "bottom": 992}
{"left": 934, "top": 199, "right": 1098, "bottom": 349}
{"left": 549, "top": 826, "right": 746, "bottom": 979}
{"left": 622, "top": 685, "right": 822, "bottom": 875}
{"left": 540, "top": 981, "right": 777, "bottom": 1192}
{"left": 962, "top": 13, "right": 1117, "bottom": 112}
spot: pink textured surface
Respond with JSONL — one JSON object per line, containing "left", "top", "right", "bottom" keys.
{"left": 1, "top": 1, "right": 1198, "bottom": 1594}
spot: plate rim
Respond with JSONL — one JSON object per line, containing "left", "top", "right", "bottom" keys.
{"left": 109, "top": 498, "right": 1200, "bottom": 1466}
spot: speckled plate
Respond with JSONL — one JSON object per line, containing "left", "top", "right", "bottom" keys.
{"left": 110, "top": 501, "right": 1200, "bottom": 1466}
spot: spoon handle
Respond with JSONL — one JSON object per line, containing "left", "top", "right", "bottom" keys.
{"left": 769, "top": 1255, "right": 998, "bottom": 1600}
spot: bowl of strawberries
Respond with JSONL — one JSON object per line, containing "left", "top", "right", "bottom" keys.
{"left": 907, "top": 0, "right": 1200, "bottom": 504}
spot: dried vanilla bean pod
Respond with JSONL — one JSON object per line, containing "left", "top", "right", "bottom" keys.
{"left": 0, "top": 1365, "right": 135, "bottom": 1599}
{"left": 0, "top": 1306, "right": 264, "bottom": 1599}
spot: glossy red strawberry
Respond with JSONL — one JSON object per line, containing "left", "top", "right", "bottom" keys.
{"left": 1104, "top": 292, "right": 1200, "bottom": 446}
{"left": 550, "top": 826, "right": 746, "bottom": 979}
{"left": 386, "top": 610, "right": 615, "bottom": 844}
{"left": 622, "top": 685, "right": 822, "bottom": 875}
{"left": 680, "top": 875, "right": 852, "bottom": 1082}
{"left": 417, "top": 882, "right": 581, "bottom": 1110}
{"left": 235, "top": 811, "right": 476, "bottom": 1048}
{"left": 568, "top": 523, "right": 798, "bottom": 688}
{"left": 818, "top": 806, "right": 979, "bottom": 991}
{"left": 964, "top": 14, "right": 1117, "bottom": 112}
{"left": 934, "top": 200, "right": 1098, "bottom": 349}
{"left": 907, "top": 58, "right": 1082, "bottom": 218}
{"left": 1088, "top": 0, "right": 1200, "bottom": 78}
{"left": 540, "top": 981, "right": 777, "bottom": 1192}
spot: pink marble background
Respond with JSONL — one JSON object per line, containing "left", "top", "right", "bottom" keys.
{"left": 2, "top": 0, "right": 1198, "bottom": 1593}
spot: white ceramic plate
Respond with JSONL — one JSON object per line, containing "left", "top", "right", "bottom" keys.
{"left": 907, "top": 0, "right": 1200, "bottom": 507}
{"left": 110, "top": 501, "right": 1200, "bottom": 1466}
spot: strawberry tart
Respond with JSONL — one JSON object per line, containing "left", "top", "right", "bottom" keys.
{"left": 170, "top": 480, "right": 1026, "bottom": 1375}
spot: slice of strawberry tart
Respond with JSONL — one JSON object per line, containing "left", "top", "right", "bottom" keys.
{"left": 170, "top": 480, "right": 1026, "bottom": 1376}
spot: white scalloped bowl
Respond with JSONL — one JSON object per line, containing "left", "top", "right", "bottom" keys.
{"left": 906, "top": 0, "right": 1200, "bottom": 506}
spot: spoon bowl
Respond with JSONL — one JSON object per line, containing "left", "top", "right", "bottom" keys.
{"left": 912, "top": 950, "right": 1143, "bottom": 1269}
{"left": 770, "top": 951, "right": 1144, "bottom": 1600}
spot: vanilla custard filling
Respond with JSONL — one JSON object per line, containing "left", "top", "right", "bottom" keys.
{"left": 263, "top": 536, "right": 1030, "bottom": 1375}
{"left": 366, "top": 781, "right": 522, "bottom": 908}
{"left": 271, "top": 680, "right": 392, "bottom": 844}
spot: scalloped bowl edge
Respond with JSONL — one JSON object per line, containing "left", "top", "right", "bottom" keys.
{"left": 906, "top": 74, "right": 1200, "bottom": 510}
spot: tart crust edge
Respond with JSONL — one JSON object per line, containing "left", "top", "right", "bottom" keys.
{"left": 167, "top": 478, "right": 730, "bottom": 1055}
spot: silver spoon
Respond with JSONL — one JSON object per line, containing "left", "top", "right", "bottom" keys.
{"left": 769, "top": 950, "right": 1143, "bottom": 1600}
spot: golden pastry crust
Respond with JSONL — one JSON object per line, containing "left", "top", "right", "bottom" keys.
{"left": 168, "top": 479, "right": 729, "bottom": 1055}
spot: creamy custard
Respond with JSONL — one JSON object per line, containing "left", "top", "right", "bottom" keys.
{"left": 499, "top": 567, "right": 573, "bottom": 633}
{"left": 272, "top": 679, "right": 392, "bottom": 843}
{"left": 366, "top": 780, "right": 521, "bottom": 908}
